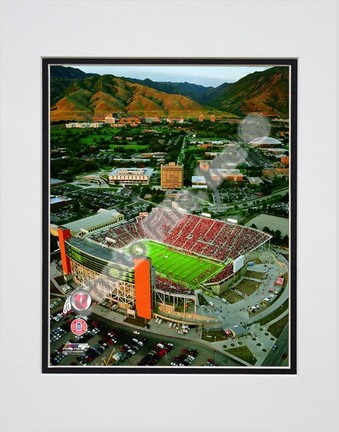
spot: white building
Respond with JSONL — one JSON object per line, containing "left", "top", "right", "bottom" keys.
{"left": 108, "top": 168, "right": 154, "bottom": 185}
{"left": 63, "top": 209, "right": 124, "bottom": 236}
{"left": 65, "top": 122, "right": 103, "bottom": 128}
{"left": 191, "top": 175, "right": 208, "bottom": 189}
{"left": 248, "top": 136, "right": 282, "bottom": 147}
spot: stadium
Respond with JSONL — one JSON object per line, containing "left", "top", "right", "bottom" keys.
{"left": 58, "top": 207, "right": 272, "bottom": 324}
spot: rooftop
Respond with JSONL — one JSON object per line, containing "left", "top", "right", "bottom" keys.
{"left": 247, "top": 177, "right": 263, "bottom": 185}
{"left": 67, "top": 236, "right": 134, "bottom": 267}
{"left": 50, "top": 178, "right": 65, "bottom": 186}
{"left": 191, "top": 175, "right": 207, "bottom": 184}
{"left": 110, "top": 168, "right": 154, "bottom": 176}
{"left": 63, "top": 209, "right": 123, "bottom": 234}
{"left": 50, "top": 195, "right": 72, "bottom": 205}
{"left": 210, "top": 168, "right": 242, "bottom": 175}
{"left": 248, "top": 136, "right": 282, "bottom": 146}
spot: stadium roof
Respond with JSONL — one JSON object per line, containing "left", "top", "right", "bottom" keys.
{"left": 249, "top": 136, "right": 282, "bottom": 146}
{"left": 66, "top": 236, "right": 134, "bottom": 267}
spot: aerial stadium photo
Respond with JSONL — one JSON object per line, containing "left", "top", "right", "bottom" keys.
{"left": 43, "top": 58, "right": 296, "bottom": 373}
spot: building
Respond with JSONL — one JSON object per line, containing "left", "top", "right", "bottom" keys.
{"left": 139, "top": 152, "right": 166, "bottom": 159}
{"left": 198, "top": 114, "right": 205, "bottom": 122}
{"left": 191, "top": 175, "right": 208, "bottom": 189}
{"left": 104, "top": 115, "right": 115, "bottom": 124}
{"left": 65, "top": 122, "right": 104, "bottom": 128}
{"left": 210, "top": 115, "right": 216, "bottom": 122}
{"left": 143, "top": 116, "right": 161, "bottom": 123}
{"left": 247, "top": 177, "right": 263, "bottom": 186}
{"left": 197, "top": 143, "right": 213, "bottom": 149}
{"left": 262, "top": 168, "right": 289, "bottom": 177}
{"left": 258, "top": 147, "right": 287, "bottom": 155}
{"left": 166, "top": 117, "right": 184, "bottom": 124}
{"left": 50, "top": 178, "right": 65, "bottom": 188}
{"left": 109, "top": 168, "right": 154, "bottom": 185}
{"left": 198, "top": 160, "right": 210, "bottom": 172}
{"left": 209, "top": 168, "right": 244, "bottom": 182}
{"left": 248, "top": 136, "right": 282, "bottom": 147}
{"left": 63, "top": 209, "right": 124, "bottom": 236}
{"left": 160, "top": 162, "right": 183, "bottom": 189}
{"left": 118, "top": 117, "right": 140, "bottom": 126}
{"left": 281, "top": 156, "right": 289, "bottom": 165}
{"left": 50, "top": 195, "right": 73, "bottom": 210}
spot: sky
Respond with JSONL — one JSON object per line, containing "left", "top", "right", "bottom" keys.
{"left": 76, "top": 65, "right": 271, "bottom": 87}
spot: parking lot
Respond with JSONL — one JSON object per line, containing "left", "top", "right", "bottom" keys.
{"left": 49, "top": 303, "right": 241, "bottom": 368}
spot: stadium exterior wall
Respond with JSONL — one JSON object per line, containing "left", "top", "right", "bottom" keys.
{"left": 59, "top": 237, "right": 156, "bottom": 318}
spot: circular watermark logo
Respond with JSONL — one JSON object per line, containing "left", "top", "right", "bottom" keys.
{"left": 70, "top": 318, "right": 88, "bottom": 336}
{"left": 70, "top": 289, "right": 92, "bottom": 312}
{"left": 238, "top": 114, "right": 271, "bottom": 143}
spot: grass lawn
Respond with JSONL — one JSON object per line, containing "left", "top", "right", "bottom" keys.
{"left": 126, "top": 240, "right": 223, "bottom": 288}
{"left": 109, "top": 144, "right": 149, "bottom": 151}
{"left": 251, "top": 258, "right": 262, "bottom": 264}
{"left": 202, "top": 329, "right": 227, "bottom": 342}
{"left": 225, "top": 346, "right": 256, "bottom": 365}
{"left": 259, "top": 300, "right": 289, "bottom": 325}
{"left": 244, "top": 270, "right": 266, "bottom": 280}
{"left": 268, "top": 315, "right": 288, "bottom": 338}
{"left": 235, "top": 279, "right": 260, "bottom": 296}
{"left": 220, "top": 289, "right": 244, "bottom": 304}
{"left": 197, "top": 294, "right": 209, "bottom": 306}
{"left": 79, "top": 135, "right": 108, "bottom": 145}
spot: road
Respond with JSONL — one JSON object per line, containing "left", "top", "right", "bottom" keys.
{"left": 177, "top": 136, "right": 187, "bottom": 165}
{"left": 261, "top": 325, "right": 289, "bottom": 366}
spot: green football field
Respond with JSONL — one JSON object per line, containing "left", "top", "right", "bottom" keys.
{"left": 126, "top": 240, "right": 225, "bottom": 288}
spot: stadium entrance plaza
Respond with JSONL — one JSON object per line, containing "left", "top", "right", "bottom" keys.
{"left": 87, "top": 253, "right": 289, "bottom": 367}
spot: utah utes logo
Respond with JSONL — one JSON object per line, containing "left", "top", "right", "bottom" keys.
{"left": 71, "top": 290, "right": 92, "bottom": 312}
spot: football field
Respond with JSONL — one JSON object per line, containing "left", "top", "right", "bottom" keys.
{"left": 126, "top": 240, "right": 224, "bottom": 288}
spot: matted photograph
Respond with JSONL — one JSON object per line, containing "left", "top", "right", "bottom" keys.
{"left": 43, "top": 58, "right": 297, "bottom": 373}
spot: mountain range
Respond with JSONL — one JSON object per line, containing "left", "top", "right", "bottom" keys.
{"left": 50, "top": 65, "right": 289, "bottom": 121}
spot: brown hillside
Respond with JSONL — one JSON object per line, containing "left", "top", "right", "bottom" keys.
{"left": 50, "top": 75, "right": 211, "bottom": 121}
